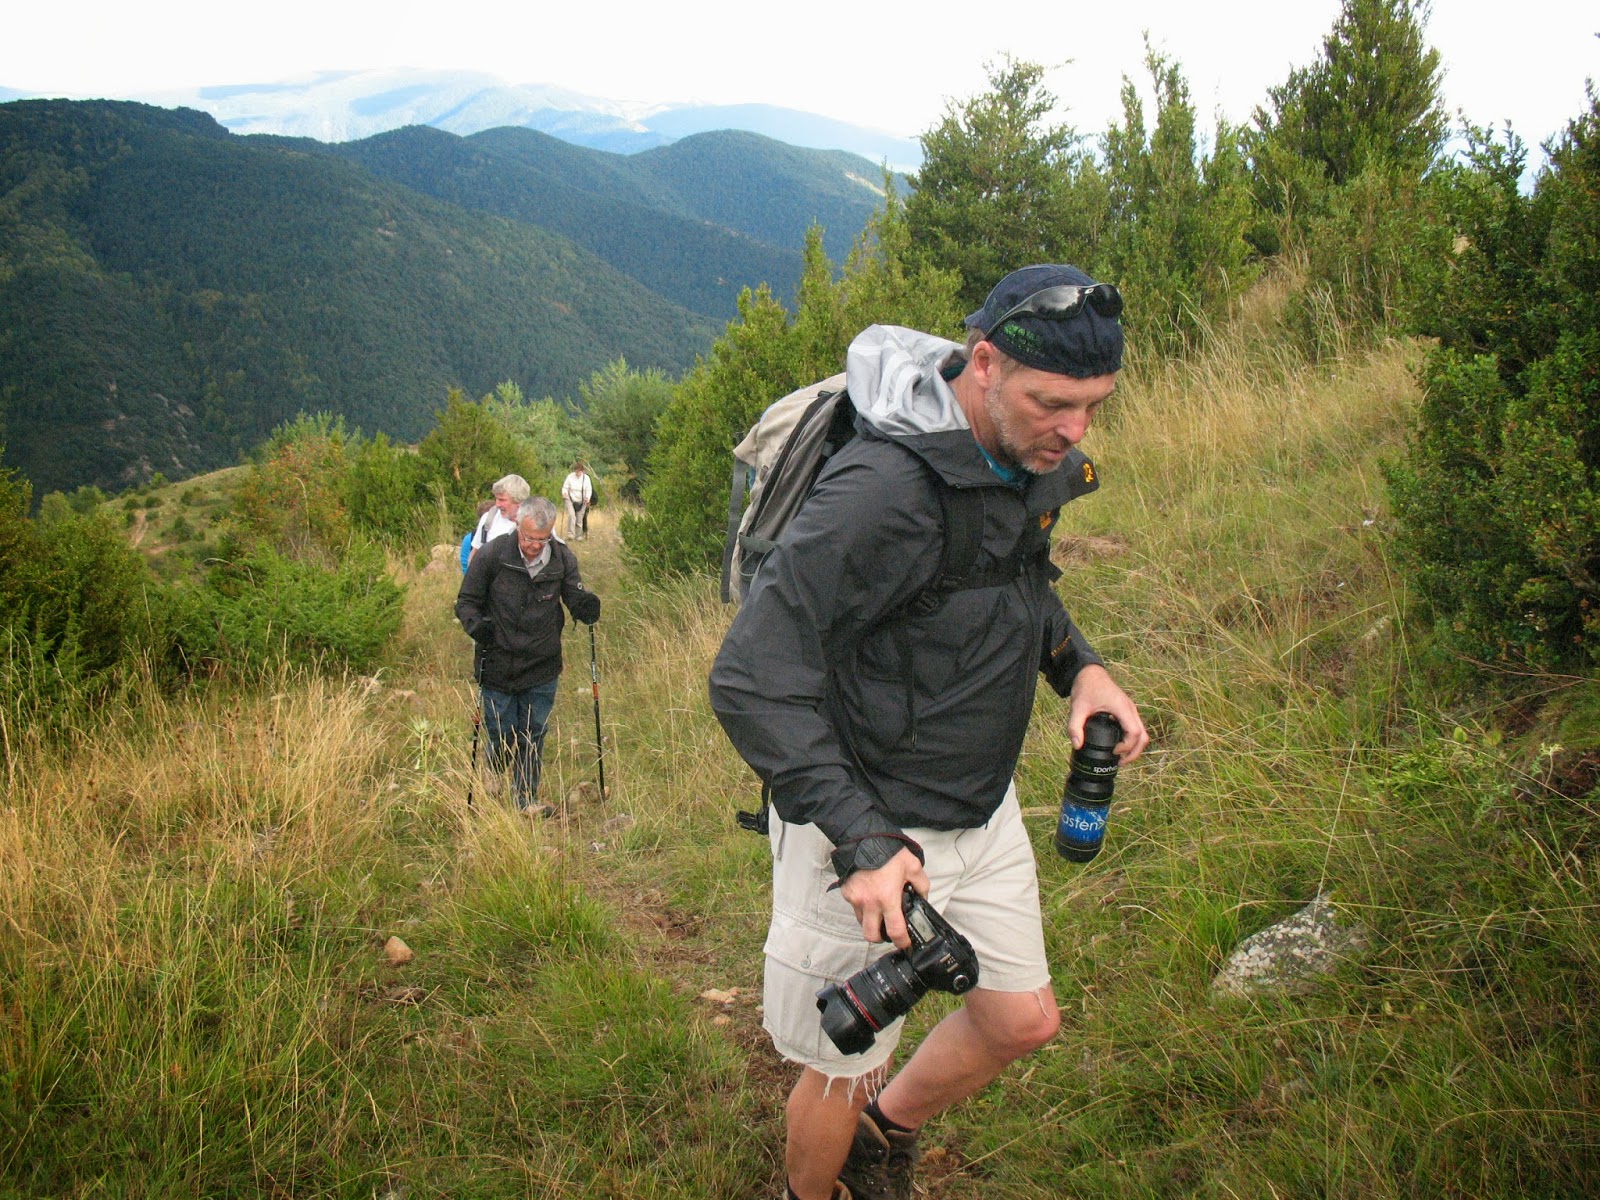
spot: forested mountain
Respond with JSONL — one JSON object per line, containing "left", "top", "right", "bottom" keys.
{"left": 626, "top": 131, "right": 891, "bottom": 265}
{"left": 0, "top": 99, "right": 883, "bottom": 498}
{"left": 320, "top": 126, "right": 806, "bottom": 321}
{"left": 321, "top": 124, "right": 890, "bottom": 310}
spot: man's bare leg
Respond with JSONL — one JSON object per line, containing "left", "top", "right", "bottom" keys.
{"left": 786, "top": 1066, "right": 873, "bottom": 1199}
{"left": 873, "top": 986, "right": 1060, "bottom": 1130}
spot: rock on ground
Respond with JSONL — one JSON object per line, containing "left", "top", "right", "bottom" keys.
{"left": 1212, "top": 893, "right": 1369, "bottom": 999}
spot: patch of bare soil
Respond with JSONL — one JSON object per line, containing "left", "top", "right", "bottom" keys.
{"left": 1052, "top": 532, "right": 1129, "bottom": 567}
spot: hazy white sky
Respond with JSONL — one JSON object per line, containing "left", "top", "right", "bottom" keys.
{"left": 6, "top": 1, "right": 1596, "bottom": 147}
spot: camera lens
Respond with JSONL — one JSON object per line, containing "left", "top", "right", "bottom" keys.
{"left": 816, "top": 950, "right": 928, "bottom": 1055}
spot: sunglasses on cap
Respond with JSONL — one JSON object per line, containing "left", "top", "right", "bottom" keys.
{"left": 983, "top": 282, "right": 1124, "bottom": 336}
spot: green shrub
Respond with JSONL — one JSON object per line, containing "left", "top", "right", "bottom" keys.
{"left": 1388, "top": 95, "right": 1600, "bottom": 668}
{"left": 624, "top": 217, "right": 960, "bottom": 578}
{"left": 341, "top": 431, "right": 430, "bottom": 545}
{"left": 196, "top": 539, "right": 405, "bottom": 673}
{"left": 0, "top": 471, "right": 193, "bottom": 746}
{"left": 415, "top": 388, "right": 543, "bottom": 534}
{"left": 623, "top": 286, "right": 801, "bottom": 577}
{"left": 232, "top": 413, "right": 352, "bottom": 561}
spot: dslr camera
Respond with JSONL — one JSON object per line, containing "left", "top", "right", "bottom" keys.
{"left": 816, "top": 885, "right": 980, "bottom": 1055}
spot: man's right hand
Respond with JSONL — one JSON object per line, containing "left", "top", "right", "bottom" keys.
{"left": 838, "top": 847, "right": 930, "bottom": 949}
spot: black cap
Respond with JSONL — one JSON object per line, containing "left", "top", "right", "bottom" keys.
{"left": 965, "top": 264, "right": 1124, "bottom": 378}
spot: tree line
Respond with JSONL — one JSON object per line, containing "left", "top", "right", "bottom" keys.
{"left": 625, "top": 0, "right": 1600, "bottom": 676}
{"left": 0, "top": 361, "right": 672, "bottom": 756}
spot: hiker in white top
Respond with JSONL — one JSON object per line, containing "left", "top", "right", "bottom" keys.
{"left": 560, "top": 462, "right": 594, "bottom": 541}
{"left": 469, "top": 474, "right": 531, "bottom": 566}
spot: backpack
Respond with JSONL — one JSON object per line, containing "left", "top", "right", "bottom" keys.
{"left": 721, "top": 373, "right": 850, "bottom": 603}
{"left": 720, "top": 373, "right": 1052, "bottom": 606}
{"left": 719, "top": 373, "right": 1077, "bottom": 834}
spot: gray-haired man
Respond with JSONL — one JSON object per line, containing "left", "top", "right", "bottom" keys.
{"left": 457, "top": 497, "right": 600, "bottom": 811}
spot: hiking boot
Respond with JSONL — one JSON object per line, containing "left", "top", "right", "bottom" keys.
{"left": 838, "top": 1111, "right": 918, "bottom": 1200}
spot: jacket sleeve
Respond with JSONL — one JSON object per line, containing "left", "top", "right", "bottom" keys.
{"left": 1040, "top": 598, "right": 1104, "bottom": 696}
{"left": 709, "top": 442, "right": 940, "bottom": 868}
{"left": 455, "top": 545, "right": 494, "bottom": 642}
{"left": 559, "top": 548, "right": 601, "bottom": 624}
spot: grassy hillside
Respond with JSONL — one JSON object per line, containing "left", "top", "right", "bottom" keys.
{"left": 3, "top": 323, "right": 1596, "bottom": 1196}
{"left": 0, "top": 100, "right": 716, "bottom": 498}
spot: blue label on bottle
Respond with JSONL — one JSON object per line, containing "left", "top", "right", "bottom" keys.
{"left": 1056, "top": 802, "right": 1108, "bottom": 846}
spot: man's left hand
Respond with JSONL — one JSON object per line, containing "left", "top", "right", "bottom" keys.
{"left": 1067, "top": 664, "right": 1149, "bottom": 763}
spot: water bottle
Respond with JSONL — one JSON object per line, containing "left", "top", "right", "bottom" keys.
{"left": 1054, "top": 713, "right": 1123, "bottom": 862}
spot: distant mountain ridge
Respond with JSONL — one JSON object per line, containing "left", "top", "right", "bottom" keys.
{"left": 311, "top": 123, "right": 886, "bottom": 308}
{"left": 0, "top": 99, "right": 894, "bottom": 499}
{"left": 5, "top": 68, "right": 925, "bottom": 169}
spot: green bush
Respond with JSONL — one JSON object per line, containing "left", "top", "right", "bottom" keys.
{"left": 341, "top": 431, "right": 430, "bottom": 545}
{"left": 572, "top": 359, "right": 674, "bottom": 500}
{"left": 0, "top": 468, "right": 192, "bottom": 746}
{"left": 1389, "top": 95, "right": 1600, "bottom": 668}
{"left": 195, "top": 539, "right": 405, "bottom": 673}
{"left": 623, "top": 286, "right": 801, "bottom": 577}
{"left": 415, "top": 388, "right": 544, "bottom": 534}
{"left": 232, "top": 413, "right": 353, "bottom": 562}
{"left": 624, "top": 214, "right": 960, "bottom": 578}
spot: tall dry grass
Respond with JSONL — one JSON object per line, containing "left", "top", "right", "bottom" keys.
{"left": 4, "top": 305, "right": 1596, "bottom": 1197}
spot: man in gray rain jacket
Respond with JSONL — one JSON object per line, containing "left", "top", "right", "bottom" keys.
{"left": 710, "top": 265, "right": 1150, "bottom": 1200}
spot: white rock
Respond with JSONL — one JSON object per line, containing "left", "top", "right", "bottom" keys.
{"left": 1212, "top": 893, "right": 1368, "bottom": 999}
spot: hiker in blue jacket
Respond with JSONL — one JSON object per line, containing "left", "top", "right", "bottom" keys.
{"left": 710, "top": 265, "right": 1149, "bottom": 1200}
{"left": 460, "top": 498, "right": 495, "bottom": 573}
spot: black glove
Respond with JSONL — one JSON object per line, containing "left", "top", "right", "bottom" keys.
{"left": 570, "top": 590, "right": 601, "bottom": 625}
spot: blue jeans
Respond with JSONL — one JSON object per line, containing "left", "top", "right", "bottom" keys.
{"left": 481, "top": 680, "right": 560, "bottom": 807}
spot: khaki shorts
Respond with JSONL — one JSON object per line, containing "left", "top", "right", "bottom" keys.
{"left": 762, "top": 785, "right": 1050, "bottom": 1078}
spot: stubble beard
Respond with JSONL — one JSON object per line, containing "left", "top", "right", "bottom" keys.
{"left": 984, "top": 380, "right": 1062, "bottom": 476}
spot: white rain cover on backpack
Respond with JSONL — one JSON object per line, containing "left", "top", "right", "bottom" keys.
{"left": 727, "top": 372, "right": 848, "bottom": 601}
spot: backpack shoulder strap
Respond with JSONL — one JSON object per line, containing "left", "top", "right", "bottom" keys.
{"left": 929, "top": 483, "right": 987, "bottom": 593}
{"left": 720, "top": 457, "right": 748, "bottom": 603}
{"left": 904, "top": 471, "right": 1057, "bottom": 615}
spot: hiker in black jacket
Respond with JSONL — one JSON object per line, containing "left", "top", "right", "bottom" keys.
{"left": 710, "top": 265, "right": 1149, "bottom": 1200}
{"left": 456, "top": 496, "right": 600, "bottom": 813}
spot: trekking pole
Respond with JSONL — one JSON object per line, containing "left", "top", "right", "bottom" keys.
{"left": 588, "top": 623, "right": 607, "bottom": 799}
{"left": 467, "top": 702, "right": 481, "bottom": 809}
